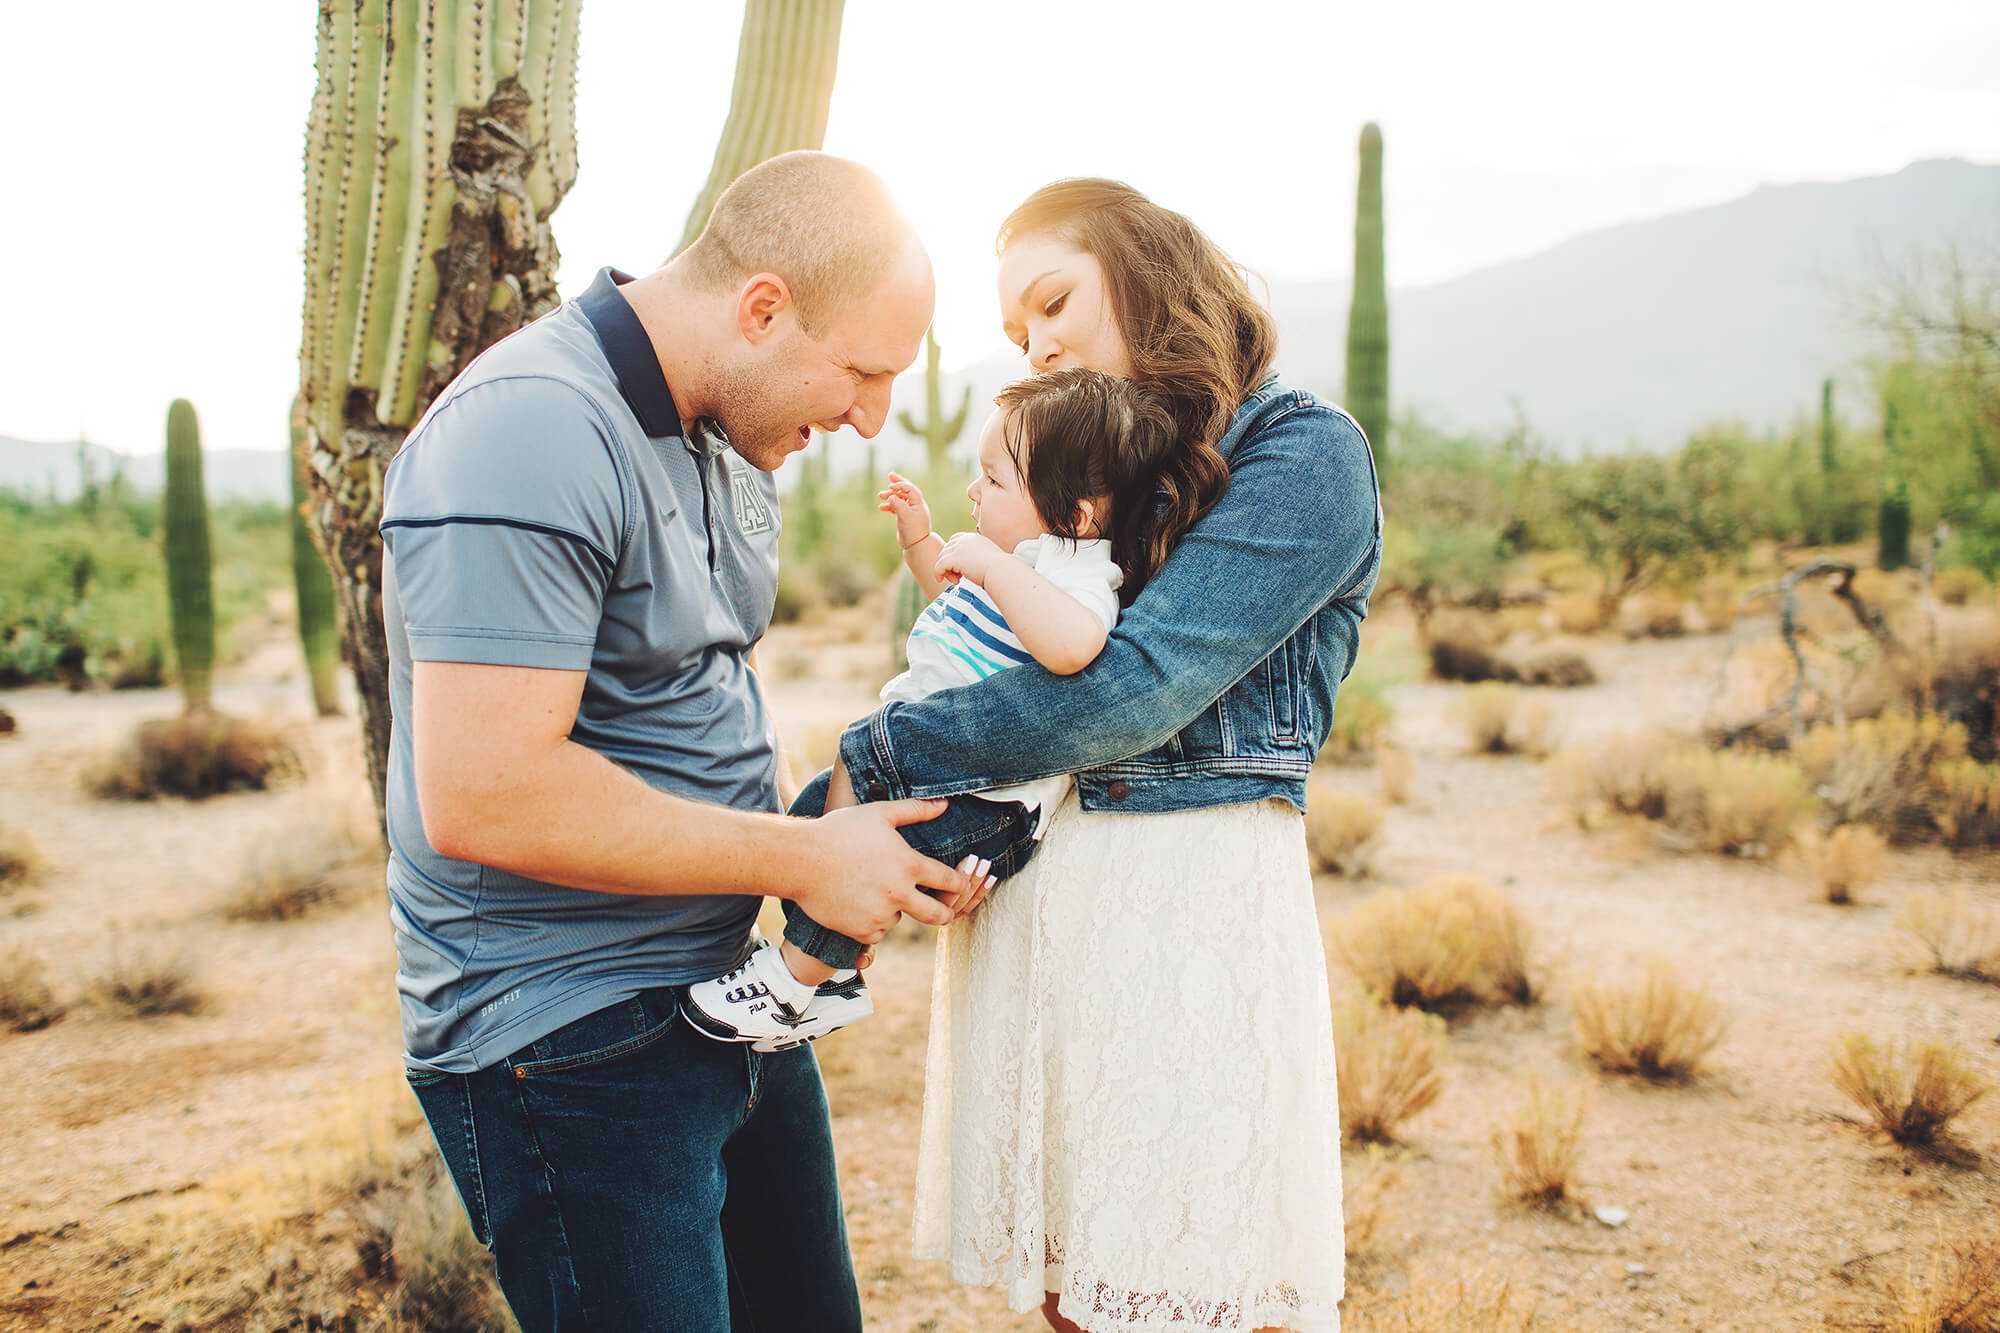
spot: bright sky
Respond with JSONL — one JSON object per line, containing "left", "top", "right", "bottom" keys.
{"left": 3, "top": 0, "right": 1996, "bottom": 457}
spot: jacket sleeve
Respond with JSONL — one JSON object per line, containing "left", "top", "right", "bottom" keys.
{"left": 839, "top": 395, "right": 1381, "bottom": 800}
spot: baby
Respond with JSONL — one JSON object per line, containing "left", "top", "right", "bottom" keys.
{"left": 683, "top": 368, "right": 1176, "bottom": 1050}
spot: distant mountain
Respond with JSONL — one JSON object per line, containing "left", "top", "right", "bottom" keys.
{"left": 0, "top": 437, "right": 292, "bottom": 506}
{"left": 864, "top": 157, "right": 2000, "bottom": 466}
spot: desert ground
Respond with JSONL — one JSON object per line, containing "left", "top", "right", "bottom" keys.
{"left": 1, "top": 590, "right": 1996, "bottom": 1331}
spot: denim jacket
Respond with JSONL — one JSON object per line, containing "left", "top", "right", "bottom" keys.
{"left": 837, "top": 376, "right": 1383, "bottom": 816}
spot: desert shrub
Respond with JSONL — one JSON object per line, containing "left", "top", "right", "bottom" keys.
{"left": 226, "top": 828, "right": 374, "bottom": 923}
{"left": 1793, "top": 824, "right": 1889, "bottom": 905}
{"left": 1452, "top": 683, "right": 1554, "bottom": 757}
{"left": 0, "top": 824, "right": 40, "bottom": 890}
{"left": 1933, "top": 565, "right": 1992, "bottom": 606}
{"left": 1570, "top": 959, "right": 1725, "bottom": 1080}
{"left": 1514, "top": 648, "right": 1597, "bottom": 688}
{"left": 1829, "top": 1032, "right": 1991, "bottom": 1146}
{"left": 0, "top": 947, "right": 64, "bottom": 1032}
{"left": 1546, "top": 592, "right": 1606, "bottom": 636}
{"left": 92, "top": 936, "right": 205, "bottom": 1018}
{"left": 1342, "top": 1158, "right": 1400, "bottom": 1262}
{"left": 88, "top": 710, "right": 301, "bottom": 801}
{"left": 1933, "top": 759, "right": 2000, "bottom": 848}
{"left": 1332, "top": 993, "right": 1447, "bottom": 1144}
{"left": 1557, "top": 731, "right": 1679, "bottom": 822}
{"left": 1616, "top": 590, "right": 1688, "bottom": 639}
{"left": 1793, "top": 713, "right": 1968, "bottom": 840}
{"left": 380, "top": 1167, "right": 508, "bottom": 1332}
{"left": 1332, "top": 876, "right": 1538, "bottom": 1015}
{"left": 1898, "top": 890, "right": 2000, "bottom": 985}
{"left": 1874, "top": 1231, "right": 2000, "bottom": 1333}
{"left": 1322, "top": 679, "right": 1394, "bottom": 764}
{"left": 0, "top": 487, "right": 290, "bottom": 687}
{"left": 1378, "top": 743, "right": 1414, "bottom": 805}
{"left": 1556, "top": 433, "right": 1752, "bottom": 613}
{"left": 1343, "top": 1266, "right": 1543, "bottom": 1333}
{"left": 1305, "top": 781, "right": 1382, "bottom": 877}
{"left": 1658, "top": 748, "right": 1814, "bottom": 857}
{"left": 1491, "top": 1075, "right": 1588, "bottom": 1209}
{"left": 1422, "top": 609, "right": 1513, "bottom": 683}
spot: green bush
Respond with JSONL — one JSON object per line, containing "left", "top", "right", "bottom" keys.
{"left": 0, "top": 486, "right": 288, "bottom": 688}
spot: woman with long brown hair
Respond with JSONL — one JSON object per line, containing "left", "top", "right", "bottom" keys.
{"left": 836, "top": 179, "right": 1381, "bottom": 1332}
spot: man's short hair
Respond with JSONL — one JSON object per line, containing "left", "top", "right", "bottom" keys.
{"left": 682, "top": 151, "right": 916, "bottom": 335}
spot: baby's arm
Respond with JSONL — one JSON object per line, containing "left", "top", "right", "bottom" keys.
{"left": 879, "top": 473, "right": 950, "bottom": 602}
{"left": 937, "top": 533, "right": 1109, "bottom": 676}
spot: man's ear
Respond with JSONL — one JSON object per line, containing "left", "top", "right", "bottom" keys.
{"left": 736, "top": 272, "right": 794, "bottom": 345}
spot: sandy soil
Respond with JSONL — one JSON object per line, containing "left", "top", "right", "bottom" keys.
{"left": 0, "top": 602, "right": 1995, "bottom": 1331}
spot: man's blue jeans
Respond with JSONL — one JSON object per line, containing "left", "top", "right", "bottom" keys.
{"left": 406, "top": 985, "right": 862, "bottom": 1331}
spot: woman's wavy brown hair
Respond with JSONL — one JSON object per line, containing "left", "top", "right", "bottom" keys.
{"left": 997, "top": 179, "right": 1278, "bottom": 581}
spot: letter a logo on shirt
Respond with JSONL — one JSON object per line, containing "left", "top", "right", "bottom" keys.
{"left": 730, "top": 464, "right": 774, "bottom": 536}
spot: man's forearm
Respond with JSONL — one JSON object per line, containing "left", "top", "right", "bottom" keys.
{"left": 426, "top": 736, "right": 817, "bottom": 899}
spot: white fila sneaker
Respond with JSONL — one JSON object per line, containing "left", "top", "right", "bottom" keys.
{"left": 680, "top": 942, "right": 874, "bottom": 1053}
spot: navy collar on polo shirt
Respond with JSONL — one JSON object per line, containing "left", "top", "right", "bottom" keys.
{"left": 576, "top": 266, "right": 737, "bottom": 461}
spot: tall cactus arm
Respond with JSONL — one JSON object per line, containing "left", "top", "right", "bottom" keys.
{"left": 674, "top": 0, "right": 846, "bottom": 257}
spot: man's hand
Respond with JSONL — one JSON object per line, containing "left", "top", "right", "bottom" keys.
{"left": 794, "top": 799, "right": 977, "bottom": 943}
{"left": 935, "top": 531, "right": 1003, "bottom": 586}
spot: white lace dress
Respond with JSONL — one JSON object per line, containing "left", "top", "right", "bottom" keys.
{"left": 912, "top": 794, "right": 1345, "bottom": 1332}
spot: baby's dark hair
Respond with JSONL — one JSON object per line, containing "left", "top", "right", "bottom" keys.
{"left": 993, "top": 369, "right": 1180, "bottom": 601}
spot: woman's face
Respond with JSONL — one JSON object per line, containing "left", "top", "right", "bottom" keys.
{"left": 997, "top": 232, "right": 1134, "bottom": 379}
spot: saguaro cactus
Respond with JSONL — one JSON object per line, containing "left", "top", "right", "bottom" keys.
{"left": 1818, "top": 377, "right": 1837, "bottom": 476}
{"left": 675, "top": 0, "right": 846, "bottom": 256}
{"left": 897, "top": 328, "right": 972, "bottom": 474}
{"left": 1345, "top": 122, "right": 1390, "bottom": 462}
{"left": 164, "top": 400, "right": 216, "bottom": 713}
{"left": 290, "top": 397, "right": 342, "bottom": 718}
{"left": 300, "top": 0, "right": 582, "bottom": 816}
{"left": 1878, "top": 394, "right": 1911, "bottom": 571}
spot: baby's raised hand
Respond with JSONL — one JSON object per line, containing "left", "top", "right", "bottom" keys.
{"left": 935, "top": 531, "right": 1003, "bottom": 586}
{"left": 876, "top": 471, "right": 933, "bottom": 548}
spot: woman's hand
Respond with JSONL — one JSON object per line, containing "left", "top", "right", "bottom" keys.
{"left": 935, "top": 531, "right": 1003, "bottom": 586}
{"left": 877, "top": 471, "right": 933, "bottom": 549}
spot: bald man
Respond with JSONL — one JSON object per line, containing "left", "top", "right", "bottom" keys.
{"left": 381, "top": 152, "right": 974, "bottom": 1330}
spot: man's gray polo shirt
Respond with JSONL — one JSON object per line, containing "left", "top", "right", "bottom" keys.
{"left": 380, "top": 266, "right": 784, "bottom": 1074}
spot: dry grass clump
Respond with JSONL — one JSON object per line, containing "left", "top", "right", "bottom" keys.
{"left": 1793, "top": 824, "right": 1889, "bottom": 905}
{"left": 91, "top": 935, "right": 206, "bottom": 1018}
{"left": 223, "top": 794, "right": 383, "bottom": 923}
{"left": 1332, "top": 993, "right": 1447, "bottom": 1144}
{"left": 89, "top": 711, "right": 302, "bottom": 801}
{"left": 1491, "top": 1075, "right": 1588, "bottom": 1209}
{"left": 1514, "top": 648, "right": 1598, "bottom": 688}
{"left": 1423, "top": 610, "right": 1512, "bottom": 683}
{"left": 1617, "top": 591, "right": 1687, "bottom": 639}
{"left": 1875, "top": 1232, "right": 2000, "bottom": 1333}
{"left": 1898, "top": 890, "right": 2000, "bottom": 985}
{"left": 1378, "top": 743, "right": 1414, "bottom": 805}
{"left": 1344, "top": 1265, "right": 1544, "bottom": 1332}
{"left": 0, "top": 946, "right": 65, "bottom": 1032}
{"left": 1452, "top": 683, "right": 1554, "bottom": 757}
{"left": 1547, "top": 592, "right": 1608, "bottom": 636}
{"left": 1934, "top": 759, "right": 2000, "bottom": 849}
{"left": 1932, "top": 566, "right": 1993, "bottom": 607}
{"left": 1793, "top": 712, "right": 1968, "bottom": 840}
{"left": 1332, "top": 876, "right": 1539, "bottom": 1015}
{"left": 1557, "top": 731, "right": 1679, "bottom": 822}
{"left": 1657, "top": 748, "right": 1814, "bottom": 857}
{"left": 374, "top": 1167, "right": 508, "bottom": 1332}
{"left": 1305, "top": 780, "right": 1382, "bottom": 877}
{"left": 1570, "top": 959, "right": 1726, "bottom": 1080}
{"left": 1830, "top": 1032, "right": 1991, "bottom": 1147}
{"left": 0, "top": 823, "right": 41, "bottom": 890}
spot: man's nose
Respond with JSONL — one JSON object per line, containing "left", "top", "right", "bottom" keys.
{"left": 842, "top": 388, "right": 888, "bottom": 439}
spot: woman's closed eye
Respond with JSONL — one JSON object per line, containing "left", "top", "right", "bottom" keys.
{"left": 1044, "top": 293, "right": 1066, "bottom": 318}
